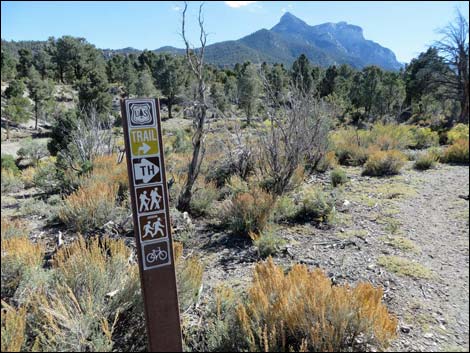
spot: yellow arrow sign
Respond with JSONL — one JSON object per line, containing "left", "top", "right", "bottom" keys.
{"left": 130, "top": 127, "right": 159, "bottom": 156}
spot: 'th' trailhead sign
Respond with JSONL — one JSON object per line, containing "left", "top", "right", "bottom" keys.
{"left": 121, "top": 98, "right": 182, "bottom": 352}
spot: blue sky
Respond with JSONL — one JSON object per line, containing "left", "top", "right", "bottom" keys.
{"left": 1, "top": 1, "right": 468, "bottom": 63}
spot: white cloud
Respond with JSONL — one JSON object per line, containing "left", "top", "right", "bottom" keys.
{"left": 172, "top": 5, "right": 182, "bottom": 11}
{"left": 225, "top": 1, "right": 257, "bottom": 9}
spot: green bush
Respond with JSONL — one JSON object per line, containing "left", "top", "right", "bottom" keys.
{"left": 271, "top": 195, "right": 297, "bottom": 222}
{"left": 410, "top": 127, "right": 439, "bottom": 149}
{"left": 362, "top": 150, "right": 406, "bottom": 176}
{"left": 295, "top": 186, "right": 335, "bottom": 223}
{"left": 447, "top": 124, "right": 469, "bottom": 144}
{"left": 442, "top": 139, "right": 469, "bottom": 165}
{"left": 330, "top": 168, "right": 348, "bottom": 187}
{"left": 190, "top": 181, "right": 220, "bottom": 216}
{"left": 369, "top": 123, "right": 414, "bottom": 150}
{"left": 17, "top": 138, "right": 50, "bottom": 166}
{"left": 414, "top": 151, "right": 437, "bottom": 170}
{"left": 1, "top": 154, "right": 19, "bottom": 175}
{"left": 250, "top": 228, "right": 286, "bottom": 258}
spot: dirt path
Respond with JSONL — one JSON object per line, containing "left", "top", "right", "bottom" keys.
{"left": 393, "top": 165, "right": 469, "bottom": 351}
{"left": 188, "top": 163, "right": 469, "bottom": 352}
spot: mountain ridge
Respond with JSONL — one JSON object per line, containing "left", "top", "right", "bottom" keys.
{"left": 2, "top": 12, "right": 403, "bottom": 70}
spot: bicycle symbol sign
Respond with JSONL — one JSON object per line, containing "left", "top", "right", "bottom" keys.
{"left": 142, "top": 240, "right": 171, "bottom": 269}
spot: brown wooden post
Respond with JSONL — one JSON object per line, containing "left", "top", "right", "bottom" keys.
{"left": 120, "top": 98, "right": 182, "bottom": 352}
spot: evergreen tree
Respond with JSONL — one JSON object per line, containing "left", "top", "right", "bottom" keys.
{"left": 319, "top": 65, "right": 338, "bottom": 97}
{"left": 3, "top": 87, "right": 31, "bottom": 140}
{"left": 122, "top": 55, "right": 138, "bottom": 96}
{"left": 136, "top": 69, "right": 157, "bottom": 97}
{"left": 17, "top": 48, "right": 33, "bottom": 78}
{"left": 292, "top": 54, "right": 313, "bottom": 92}
{"left": 155, "top": 55, "right": 186, "bottom": 119}
{"left": 1, "top": 49, "right": 17, "bottom": 80}
{"left": 27, "top": 68, "right": 54, "bottom": 130}
{"left": 238, "top": 63, "right": 260, "bottom": 125}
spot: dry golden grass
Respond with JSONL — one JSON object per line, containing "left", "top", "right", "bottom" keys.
{"left": 90, "top": 154, "right": 128, "bottom": 193}
{"left": 1, "top": 300, "right": 27, "bottom": 352}
{"left": 1, "top": 235, "right": 45, "bottom": 298}
{"left": 58, "top": 181, "right": 118, "bottom": 232}
{"left": 236, "top": 258, "right": 397, "bottom": 352}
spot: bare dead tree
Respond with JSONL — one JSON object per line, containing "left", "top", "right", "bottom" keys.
{"left": 60, "top": 105, "right": 115, "bottom": 172}
{"left": 177, "top": 1, "right": 208, "bottom": 212}
{"left": 434, "top": 9, "right": 469, "bottom": 124}
{"left": 259, "top": 73, "right": 331, "bottom": 196}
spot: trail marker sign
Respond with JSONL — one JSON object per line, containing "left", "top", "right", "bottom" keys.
{"left": 121, "top": 98, "right": 182, "bottom": 352}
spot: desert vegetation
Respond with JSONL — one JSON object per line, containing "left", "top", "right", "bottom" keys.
{"left": 1, "top": 3, "right": 469, "bottom": 352}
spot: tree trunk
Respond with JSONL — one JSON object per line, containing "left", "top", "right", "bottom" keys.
{"left": 168, "top": 100, "right": 172, "bottom": 119}
{"left": 6, "top": 120, "right": 10, "bottom": 141}
{"left": 35, "top": 102, "right": 38, "bottom": 130}
{"left": 177, "top": 81, "right": 206, "bottom": 212}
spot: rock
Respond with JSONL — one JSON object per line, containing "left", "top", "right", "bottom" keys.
{"left": 423, "top": 332, "right": 433, "bottom": 339}
{"left": 367, "top": 264, "right": 376, "bottom": 271}
{"left": 400, "top": 325, "right": 412, "bottom": 334}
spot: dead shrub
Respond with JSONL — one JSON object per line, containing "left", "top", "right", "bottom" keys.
{"left": 235, "top": 258, "right": 397, "bottom": 352}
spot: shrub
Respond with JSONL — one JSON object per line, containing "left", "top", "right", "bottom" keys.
{"left": 17, "top": 138, "right": 50, "bottom": 166}
{"left": 190, "top": 180, "right": 219, "bottom": 216}
{"left": 311, "top": 151, "right": 338, "bottom": 172}
{"left": 33, "top": 158, "right": 60, "bottom": 193}
{"left": 410, "top": 127, "right": 439, "bottom": 149}
{"left": 21, "top": 167, "right": 36, "bottom": 188}
{"left": 174, "top": 242, "right": 204, "bottom": 311}
{"left": 369, "top": 123, "right": 414, "bottom": 150}
{"left": 295, "top": 186, "right": 335, "bottom": 223}
{"left": 1, "top": 217, "right": 28, "bottom": 239}
{"left": 330, "top": 168, "right": 348, "bottom": 187}
{"left": 442, "top": 139, "right": 469, "bottom": 165}
{"left": 1, "top": 301, "right": 27, "bottom": 352}
{"left": 271, "top": 195, "right": 297, "bottom": 222}
{"left": 1, "top": 154, "right": 19, "bottom": 175}
{"left": 28, "top": 236, "right": 141, "bottom": 352}
{"left": 90, "top": 154, "right": 129, "bottom": 196}
{"left": 378, "top": 256, "right": 433, "bottom": 279}
{"left": 235, "top": 258, "right": 397, "bottom": 352}
{"left": 335, "top": 143, "right": 370, "bottom": 166}
{"left": 220, "top": 186, "right": 275, "bottom": 236}
{"left": 1, "top": 235, "right": 45, "bottom": 299}
{"left": 447, "top": 123, "right": 469, "bottom": 144}
{"left": 414, "top": 151, "right": 437, "bottom": 170}
{"left": 250, "top": 229, "right": 286, "bottom": 258}
{"left": 362, "top": 150, "right": 406, "bottom": 176}
{"left": 58, "top": 180, "right": 119, "bottom": 232}
{"left": 1, "top": 169, "right": 24, "bottom": 193}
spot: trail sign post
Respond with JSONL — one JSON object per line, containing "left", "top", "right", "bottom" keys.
{"left": 121, "top": 98, "right": 182, "bottom": 352}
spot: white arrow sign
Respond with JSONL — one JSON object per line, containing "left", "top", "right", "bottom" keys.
{"left": 138, "top": 142, "right": 151, "bottom": 155}
{"left": 134, "top": 159, "right": 160, "bottom": 184}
